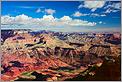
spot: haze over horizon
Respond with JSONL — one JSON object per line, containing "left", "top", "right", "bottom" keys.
{"left": 1, "top": 1, "right": 121, "bottom": 32}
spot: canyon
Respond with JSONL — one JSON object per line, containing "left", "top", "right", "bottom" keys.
{"left": 1, "top": 30, "right": 121, "bottom": 81}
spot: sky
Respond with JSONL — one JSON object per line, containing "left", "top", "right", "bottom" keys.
{"left": 1, "top": 1, "right": 121, "bottom": 32}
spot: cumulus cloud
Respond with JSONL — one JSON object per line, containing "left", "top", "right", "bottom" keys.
{"left": 78, "top": 1, "right": 105, "bottom": 12}
{"left": 73, "top": 11, "right": 89, "bottom": 17}
{"left": 1, "top": 14, "right": 32, "bottom": 25}
{"left": 1, "top": 14, "right": 97, "bottom": 28}
{"left": 41, "top": 15, "right": 55, "bottom": 21}
{"left": 60, "top": 16, "right": 72, "bottom": 21}
{"left": 45, "top": 9, "right": 56, "bottom": 15}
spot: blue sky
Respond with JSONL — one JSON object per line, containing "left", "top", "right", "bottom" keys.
{"left": 1, "top": 1, "right": 121, "bottom": 32}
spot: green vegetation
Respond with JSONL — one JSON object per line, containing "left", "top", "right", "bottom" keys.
{"left": 57, "top": 69, "right": 74, "bottom": 73}
{"left": 21, "top": 71, "right": 33, "bottom": 76}
{"left": 16, "top": 71, "right": 36, "bottom": 81}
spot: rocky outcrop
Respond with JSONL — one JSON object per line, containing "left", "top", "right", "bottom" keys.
{"left": 88, "top": 45, "right": 111, "bottom": 57}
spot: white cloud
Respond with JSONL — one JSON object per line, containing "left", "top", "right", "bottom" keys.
{"left": 18, "top": 6, "right": 36, "bottom": 9}
{"left": 91, "top": 8, "right": 97, "bottom": 12}
{"left": 60, "top": 16, "right": 72, "bottom": 21}
{"left": 36, "top": 8, "right": 41, "bottom": 13}
{"left": 84, "top": 1, "right": 105, "bottom": 9}
{"left": 73, "top": 11, "right": 89, "bottom": 17}
{"left": 105, "top": 8, "right": 112, "bottom": 13}
{"left": 15, "top": 14, "right": 32, "bottom": 22}
{"left": 112, "top": 10, "right": 120, "bottom": 13}
{"left": 41, "top": 15, "right": 55, "bottom": 21}
{"left": 91, "top": 13, "right": 99, "bottom": 17}
{"left": 72, "top": 11, "right": 106, "bottom": 18}
{"left": 1, "top": 14, "right": 32, "bottom": 25}
{"left": 104, "top": 2, "right": 121, "bottom": 13}
{"left": 73, "top": 11, "right": 82, "bottom": 17}
{"left": 90, "top": 13, "right": 106, "bottom": 17}
{"left": 104, "top": 8, "right": 119, "bottom": 13}
{"left": 104, "top": 2, "right": 121, "bottom": 10}
{"left": 40, "top": 15, "right": 96, "bottom": 27}
{"left": 114, "top": 3, "right": 121, "bottom": 9}
{"left": 1, "top": 14, "right": 97, "bottom": 28}
{"left": 69, "top": 19, "right": 96, "bottom": 26}
{"left": 79, "top": 1, "right": 105, "bottom": 12}
{"left": 98, "top": 21, "right": 106, "bottom": 25}
{"left": 100, "top": 14, "right": 106, "bottom": 17}
{"left": 99, "top": 21, "right": 102, "bottom": 24}
{"left": 36, "top": 8, "right": 57, "bottom": 14}
{"left": 78, "top": 4, "right": 83, "bottom": 9}
{"left": 45, "top": 9, "right": 56, "bottom": 15}
{"left": 1, "top": 15, "right": 14, "bottom": 24}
